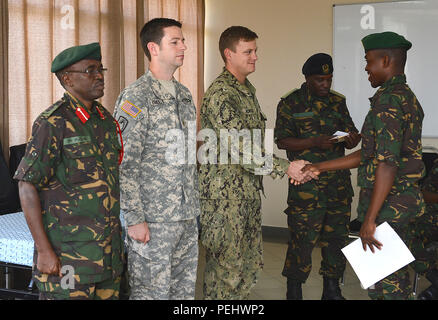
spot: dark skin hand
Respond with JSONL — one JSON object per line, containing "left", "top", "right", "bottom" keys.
{"left": 18, "top": 181, "right": 62, "bottom": 277}
{"left": 343, "top": 132, "right": 361, "bottom": 149}
{"left": 277, "top": 135, "right": 335, "bottom": 152}
{"left": 277, "top": 132, "right": 360, "bottom": 152}
{"left": 277, "top": 74, "right": 361, "bottom": 153}
{"left": 301, "top": 151, "right": 397, "bottom": 253}
{"left": 359, "top": 162, "right": 396, "bottom": 253}
{"left": 302, "top": 149, "right": 362, "bottom": 175}
{"left": 423, "top": 190, "right": 438, "bottom": 204}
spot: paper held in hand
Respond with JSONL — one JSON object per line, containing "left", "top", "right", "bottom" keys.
{"left": 341, "top": 222, "right": 415, "bottom": 290}
{"left": 331, "top": 131, "right": 349, "bottom": 143}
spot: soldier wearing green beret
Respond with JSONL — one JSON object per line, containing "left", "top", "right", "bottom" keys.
{"left": 14, "top": 42, "right": 124, "bottom": 300}
{"left": 274, "top": 53, "right": 361, "bottom": 300}
{"left": 302, "top": 31, "right": 425, "bottom": 300}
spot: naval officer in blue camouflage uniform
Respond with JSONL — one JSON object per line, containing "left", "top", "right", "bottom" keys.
{"left": 113, "top": 18, "right": 200, "bottom": 300}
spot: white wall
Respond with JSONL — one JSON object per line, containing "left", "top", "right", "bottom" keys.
{"left": 204, "top": 0, "right": 438, "bottom": 228}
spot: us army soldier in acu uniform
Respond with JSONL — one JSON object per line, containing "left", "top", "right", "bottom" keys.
{"left": 113, "top": 18, "right": 199, "bottom": 300}
{"left": 274, "top": 53, "right": 360, "bottom": 300}
{"left": 14, "top": 43, "right": 124, "bottom": 300}
{"left": 199, "top": 26, "right": 309, "bottom": 300}
{"left": 303, "top": 32, "right": 425, "bottom": 300}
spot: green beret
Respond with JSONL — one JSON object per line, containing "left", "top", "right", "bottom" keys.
{"left": 361, "top": 31, "right": 412, "bottom": 52}
{"left": 302, "top": 53, "right": 333, "bottom": 76}
{"left": 51, "top": 42, "right": 102, "bottom": 73}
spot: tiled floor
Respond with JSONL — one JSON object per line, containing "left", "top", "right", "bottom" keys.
{"left": 195, "top": 239, "right": 430, "bottom": 300}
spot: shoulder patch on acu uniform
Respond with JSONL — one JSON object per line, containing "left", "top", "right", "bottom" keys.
{"left": 41, "top": 100, "right": 64, "bottom": 117}
{"left": 330, "top": 90, "right": 345, "bottom": 99}
{"left": 281, "top": 88, "right": 299, "bottom": 99}
{"left": 121, "top": 100, "right": 142, "bottom": 118}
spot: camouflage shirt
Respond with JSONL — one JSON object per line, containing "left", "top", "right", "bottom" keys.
{"left": 357, "top": 74, "right": 425, "bottom": 222}
{"left": 14, "top": 92, "right": 124, "bottom": 284}
{"left": 275, "top": 83, "right": 358, "bottom": 211}
{"left": 199, "top": 68, "right": 290, "bottom": 200}
{"left": 113, "top": 71, "right": 200, "bottom": 226}
{"left": 421, "top": 158, "right": 438, "bottom": 213}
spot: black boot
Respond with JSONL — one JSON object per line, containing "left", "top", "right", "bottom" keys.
{"left": 286, "top": 278, "right": 303, "bottom": 300}
{"left": 321, "top": 277, "right": 346, "bottom": 300}
{"left": 417, "top": 285, "right": 438, "bottom": 300}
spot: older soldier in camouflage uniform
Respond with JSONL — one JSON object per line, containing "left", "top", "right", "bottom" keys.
{"left": 274, "top": 53, "right": 361, "bottom": 300}
{"left": 14, "top": 43, "right": 124, "bottom": 300}
{"left": 199, "top": 26, "right": 307, "bottom": 300}
{"left": 304, "top": 32, "right": 425, "bottom": 300}
{"left": 408, "top": 158, "right": 438, "bottom": 300}
{"left": 113, "top": 18, "right": 199, "bottom": 300}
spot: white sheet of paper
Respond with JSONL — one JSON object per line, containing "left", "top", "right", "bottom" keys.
{"left": 333, "top": 131, "right": 349, "bottom": 137}
{"left": 330, "top": 130, "right": 349, "bottom": 139}
{"left": 331, "top": 131, "right": 349, "bottom": 141}
{"left": 341, "top": 222, "right": 415, "bottom": 289}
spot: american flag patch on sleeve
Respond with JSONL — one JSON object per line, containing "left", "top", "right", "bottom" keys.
{"left": 120, "top": 100, "right": 142, "bottom": 118}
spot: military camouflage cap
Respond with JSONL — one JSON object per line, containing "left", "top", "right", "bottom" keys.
{"left": 51, "top": 42, "right": 102, "bottom": 73}
{"left": 361, "top": 31, "right": 412, "bottom": 52}
{"left": 302, "top": 53, "right": 333, "bottom": 76}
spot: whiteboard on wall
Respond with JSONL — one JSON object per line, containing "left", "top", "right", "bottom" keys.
{"left": 333, "top": 0, "right": 438, "bottom": 137}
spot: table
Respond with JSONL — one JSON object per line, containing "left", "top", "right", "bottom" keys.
{"left": 0, "top": 211, "right": 127, "bottom": 299}
{"left": 0, "top": 212, "right": 34, "bottom": 267}
{"left": 0, "top": 212, "right": 37, "bottom": 299}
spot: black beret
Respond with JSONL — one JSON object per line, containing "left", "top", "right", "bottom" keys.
{"left": 51, "top": 42, "right": 102, "bottom": 73}
{"left": 302, "top": 53, "right": 333, "bottom": 76}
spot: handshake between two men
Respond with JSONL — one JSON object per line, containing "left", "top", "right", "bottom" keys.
{"left": 283, "top": 131, "right": 362, "bottom": 185}
{"left": 286, "top": 160, "right": 320, "bottom": 185}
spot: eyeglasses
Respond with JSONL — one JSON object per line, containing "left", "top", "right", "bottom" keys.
{"left": 64, "top": 67, "right": 108, "bottom": 76}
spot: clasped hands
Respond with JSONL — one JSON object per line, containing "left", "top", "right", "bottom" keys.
{"left": 286, "top": 160, "right": 320, "bottom": 185}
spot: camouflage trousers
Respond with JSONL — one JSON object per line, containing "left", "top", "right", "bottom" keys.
{"left": 126, "top": 218, "right": 198, "bottom": 300}
{"left": 282, "top": 205, "right": 351, "bottom": 282}
{"left": 38, "top": 276, "right": 121, "bottom": 300}
{"left": 367, "top": 221, "right": 414, "bottom": 300}
{"left": 408, "top": 209, "right": 438, "bottom": 275}
{"left": 200, "top": 197, "right": 263, "bottom": 300}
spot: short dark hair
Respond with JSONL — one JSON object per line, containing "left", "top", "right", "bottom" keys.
{"left": 55, "top": 70, "right": 67, "bottom": 89}
{"left": 219, "top": 26, "right": 258, "bottom": 63}
{"left": 140, "top": 18, "right": 182, "bottom": 61}
{"left": 375, "top": 48, "right": 407, "bottom": 69}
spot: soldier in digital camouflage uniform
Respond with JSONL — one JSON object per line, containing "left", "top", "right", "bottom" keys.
{"left": 14, "top": 43, "right": 124, "bottom": 300}
{"left": 304, "top": 32, "right": 425, "bottom": 300}
{"left": 408, "top": 158, "right": 438, "bottom": 300}
{"left": 113, "top": 18, "right": 200, "bottom": 300}
{"left": 274, "top": 53, "right": 361, "bottom": 300}
{"left": 199, "top": 26, "right": 304, "bottom": 300}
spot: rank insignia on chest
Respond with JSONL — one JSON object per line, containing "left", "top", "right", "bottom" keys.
{"left": 75, "top": 106, "right": 90, "bottom": 123}
{"left": 121, "top": 100, "right": 142, "bottom": 118}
